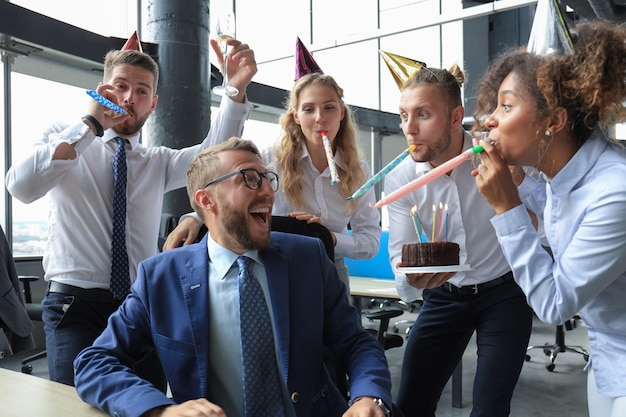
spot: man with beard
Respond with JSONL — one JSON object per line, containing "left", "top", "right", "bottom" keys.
{"left": 5, "top": 39, "right": 257, "bottom": 386}
{"left": 384, "top": 66, "right": 533, "bottom": 417}
{"left": 73, "top": 137, "right": 393, "bottom": 417}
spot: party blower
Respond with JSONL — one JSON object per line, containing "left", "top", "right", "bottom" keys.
{"left": 348, "top": 145, "right": 415, "bottom": 200}
{"left": 320, "top": 131, "right": 341, "bottom": 185}
{"left": 371, "top": 143, "right": 485, "bottom": 209}
{"left": 86, "top": 90, "right": 127, "bottom": 115}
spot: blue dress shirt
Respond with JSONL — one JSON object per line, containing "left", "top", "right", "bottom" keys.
{"left": 492, "top": 132, "right": 626, "bottom": 397}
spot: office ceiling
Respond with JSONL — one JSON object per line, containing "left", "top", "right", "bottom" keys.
{"left": 562, "top": 0, "right": 626, "bottom": 21}
{"left": 470, "top": 0, "right": 626, "bottom": 21}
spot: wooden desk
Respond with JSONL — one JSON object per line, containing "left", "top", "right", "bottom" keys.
{"left": 349, "top": 276, "right": 399, "bottom": 299}
{"left": 349, "top": 275, "right": 463, "bottom": 409}
{"left": 0, "top": 367, "right": 107, "bottom": 417}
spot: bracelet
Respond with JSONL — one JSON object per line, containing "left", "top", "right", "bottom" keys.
{"left": 352, "top": 397, "right": 390, "bottom": 417}
{"left": 82, "top": 114, "right": 104, "bottom": 137}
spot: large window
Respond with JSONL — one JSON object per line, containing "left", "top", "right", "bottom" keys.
{"left": 11, "top": 0, "right": 137, "bottom": 39}
{"left": 9, "top": 74, "right": 87, "bottom": 255}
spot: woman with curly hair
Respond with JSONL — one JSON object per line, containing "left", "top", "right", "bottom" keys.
{"left": 166, "top": 73, "right": 380, "bottom": 293}
{"left": 472, "top": 20, "right": 626, "bottom": 417}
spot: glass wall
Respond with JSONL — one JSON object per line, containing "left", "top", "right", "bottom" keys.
{"left": 8, "top": 75, "right": 90, "bottom": 255}
{"left": 5, "top": 0, "right": 608, "bottom": 256}
{"left": 12, "top": 0, "right": 138, "bottom": 39}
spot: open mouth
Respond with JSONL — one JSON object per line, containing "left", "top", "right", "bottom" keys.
{"left": 250, "top": 206, "right": 270, "bottom": 224}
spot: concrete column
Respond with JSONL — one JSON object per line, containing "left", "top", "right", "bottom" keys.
{"left": 144, "top": 0, "right": 210, "bottom": 217}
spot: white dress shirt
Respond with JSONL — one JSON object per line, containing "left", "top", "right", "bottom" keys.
{"left": 262, "top": 144, "right": 380, "bottom": 260}
{"left": 493, "top": 133, "right": 626, "bottom": 397}
{"left": 5, "top": 96, "right": 252, "bottom": 289}
{"left": 385, "top": 131, "right": 511, "bottom": 302}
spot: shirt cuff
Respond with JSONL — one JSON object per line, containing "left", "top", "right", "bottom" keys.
{"left": 490, "top": 204, "right": 531, "bottom": 236}
{"left": 52, "top": 120, "right": 96, "bottom": 155}
{"left": 220, "top": 94, "right": 253, "bottom": 120}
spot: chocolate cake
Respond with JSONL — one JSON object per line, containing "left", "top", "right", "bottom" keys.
{"left": 401, "top": 242, "right": 460, "bottom": 267}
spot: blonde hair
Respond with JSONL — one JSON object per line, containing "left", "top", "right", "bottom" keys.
{"left": 401, "top": 64, "right": 465, "bottom": 111}
{"left": 186, "top": 137, "right": 261, "bottom": 213}
{"left": 274, "top": 73, "right": 364, "bottom": 214}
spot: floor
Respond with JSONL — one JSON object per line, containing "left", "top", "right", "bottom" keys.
{"left": 1, "top": 307, "right": 590, "bottom": 417}
{"left": 363, "top": 303, "right": 590, "bottom": 417}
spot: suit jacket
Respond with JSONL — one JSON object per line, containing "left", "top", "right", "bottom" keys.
{"left": 74, "top": 232, "right": 392, "bottom": 417}
{"left": 0, "top": 226, "right": 34, "bottom": 355}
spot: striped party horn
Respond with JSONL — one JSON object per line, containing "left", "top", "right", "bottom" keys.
{"left": 347, "top": 145, "right": 415, "bottom": 200}
{"left": 321, "top": 131, "right": 341, "bottom": 185}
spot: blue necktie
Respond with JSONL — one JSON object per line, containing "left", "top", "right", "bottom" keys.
{"left": 237, "top": 256, "right": 285, "bottom": 417}
{"left": 110, "top": 137, "right": 130, "bottom": 300}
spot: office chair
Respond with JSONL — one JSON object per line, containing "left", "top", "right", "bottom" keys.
{"left": 524, "top": 246, "right": 589, "bottom": 372}
{"left": 0, "top": 225, "right": 39, "bottom": 366}
{"left": 18, "top": 275, "right": 46, "bottom": 374}
{"left": 391, "top": 299, "right": 422, "bottom": 337}
{"left": 525, "top": 315, "right": 589, "bottom": 372}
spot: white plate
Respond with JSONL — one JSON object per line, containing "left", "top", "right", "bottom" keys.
{"left": 397, "top": 264, "right": 471, "bottom": 273}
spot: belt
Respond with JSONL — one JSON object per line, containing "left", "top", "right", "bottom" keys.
{"left": 47, "top": 281, "right": 126, "bottom": 304}
{"left": 442, "top": 271, "right": 513, "bottom": 295}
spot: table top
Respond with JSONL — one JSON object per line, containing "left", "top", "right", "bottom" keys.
{"left": 349, "top": 276, "right": 399, "bottom": 299}
{"left": 0, "top": 367, "right": 107, "bottom": 417}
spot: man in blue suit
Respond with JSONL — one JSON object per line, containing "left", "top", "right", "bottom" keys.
{"left": 74, "top": 137, "right": 392, "bottom": 417}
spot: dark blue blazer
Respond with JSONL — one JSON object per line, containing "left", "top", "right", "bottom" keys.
{"left": 74, "top": 232, "right": 391, "bottom": 417}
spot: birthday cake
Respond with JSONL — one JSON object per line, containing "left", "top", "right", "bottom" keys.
{"left": 401, "top": 242, "right": 460, "bottom": 267}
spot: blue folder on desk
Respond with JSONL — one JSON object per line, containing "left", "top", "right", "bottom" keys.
{"left": 345, "top": 230, "right": 394, "bottom": 280}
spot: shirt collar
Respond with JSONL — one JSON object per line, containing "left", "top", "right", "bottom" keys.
{"left": 207, "top": 232, "right": 263, "bottom": 280}
{"left": 549, "top": 130, "right": 607, "bottom": 196}
{"left": 103, "top": 130, "right": 141, "bottom": 150}
{"left": 299, "top": 142, "right": 347, "bottom": 172}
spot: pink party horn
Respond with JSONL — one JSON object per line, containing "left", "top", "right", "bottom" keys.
{"left": 371, "top": 144, "right": 484, "bottom": 209}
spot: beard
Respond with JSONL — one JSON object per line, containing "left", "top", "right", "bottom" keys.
{"left": 411, "top": 126, "right": 452, "bottom": 163}
{"left": 219, "top": 198, "right": 271, "bottom": 251}
{"left": 113, "top": 110, "right": 150, "bottom": 136}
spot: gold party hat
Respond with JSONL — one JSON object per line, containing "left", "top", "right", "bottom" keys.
{"left": 379, "top": 50, "right": 426, "bottom": 89}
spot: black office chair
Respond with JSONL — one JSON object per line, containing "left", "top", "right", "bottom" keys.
{"left": 18, "top": 275, "right": 46, "bottom": 374}
{"left": 0, "top": 225, "right": 41, "bottom": 370}
{"left": 524, "top": 246, "right": 590, "bottom": 372}
{"left": 525, "top": 315, "right": 589, "bottom": 372}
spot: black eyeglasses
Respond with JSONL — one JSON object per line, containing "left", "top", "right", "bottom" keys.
{"left": 203, "top": 168, "right": 279, "bottom": 192}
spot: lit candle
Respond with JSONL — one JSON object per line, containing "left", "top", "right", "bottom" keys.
{"left": 444, "top": 203, "right": 449, "bottom": 241}
{"left": 436, "top": 202, "right": 443, "bottom": 242}
{"left": 410, "top": 206, "right": 421, "bottom": 242}
{"left": 431, "top": 204, "right": 436, "bottom": 242}
{"left": 321, "top": 131, "right": 341, "bottom": 185}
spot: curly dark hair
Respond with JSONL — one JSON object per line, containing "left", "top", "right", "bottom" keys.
{"left": 473, "top": 20, "right": 626, "bottom": 144}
